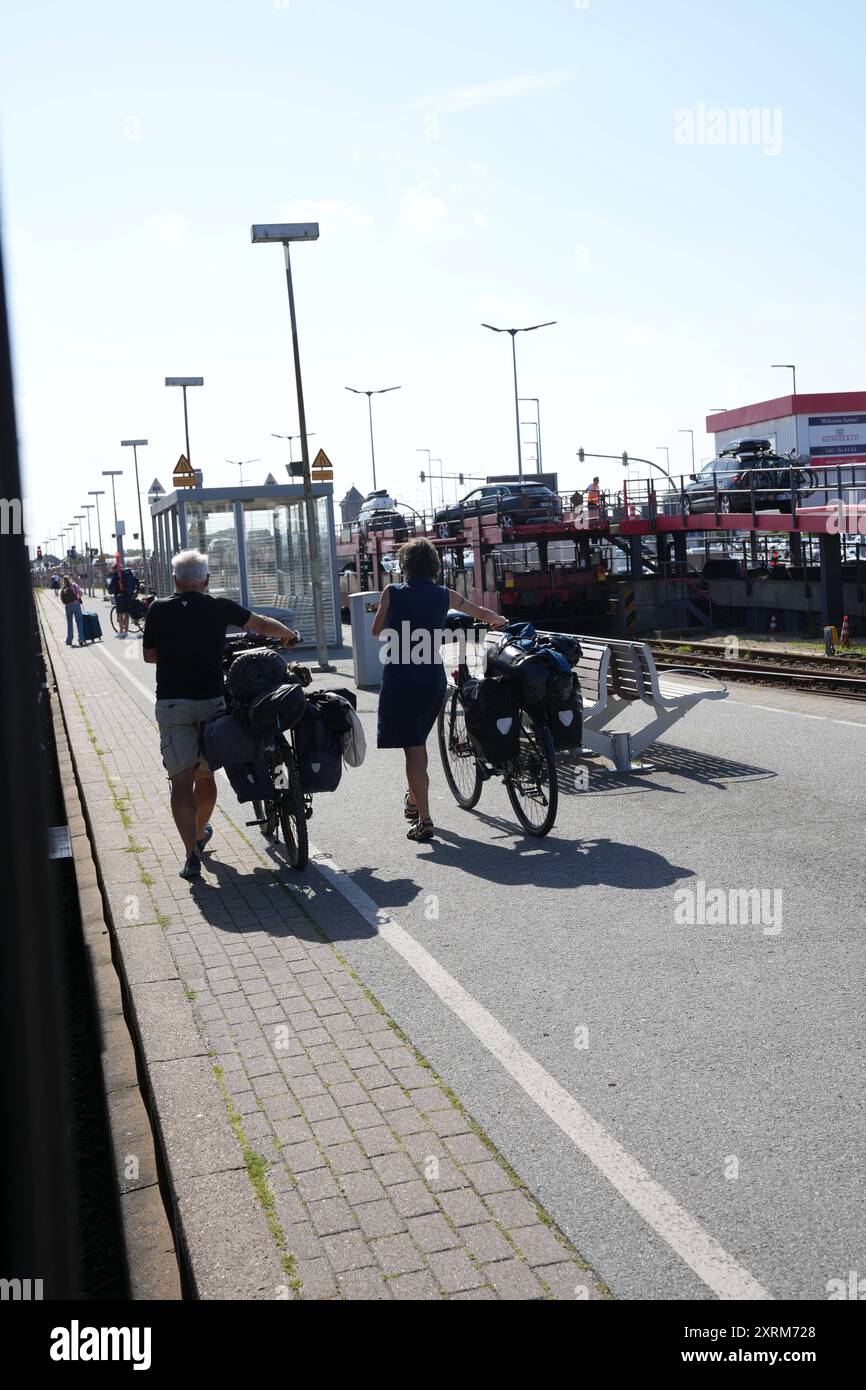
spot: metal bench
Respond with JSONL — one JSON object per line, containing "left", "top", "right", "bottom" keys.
{"left": 572, "top": 634, "right": 727, "bottom": 771}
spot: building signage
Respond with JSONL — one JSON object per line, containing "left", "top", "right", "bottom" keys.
{"left": 808, "top": 414, "right": 866, "bottom": 459}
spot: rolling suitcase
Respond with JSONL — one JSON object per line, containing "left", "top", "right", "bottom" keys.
{"left": 81, "top": 611, "right": 102, "bottom": 643}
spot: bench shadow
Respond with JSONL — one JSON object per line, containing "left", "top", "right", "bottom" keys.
{"left": 555, "top": 742, "right": 778, "bottom": 797}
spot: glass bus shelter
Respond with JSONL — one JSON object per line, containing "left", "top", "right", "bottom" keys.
{"left": 150, "top": 483, "right": 341, "bottom": 647}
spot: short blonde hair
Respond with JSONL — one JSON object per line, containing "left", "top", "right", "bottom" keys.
{"left": 397, "top": 537, "right": 440, "bottom": 580}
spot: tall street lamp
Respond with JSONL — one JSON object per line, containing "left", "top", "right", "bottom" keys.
{"left": 272, "top": 432, "right": 315, "bottom": 478}
{"left": 226, "top": 457, "right": 261, "bottom": 486}
{"left": 121, "top": 439, "right": 149, "bottom": 570}
{"left": 81, "top": 504, "right": 95, "bottom": 595}
{"left": 678, "top": 429, "right": 695, "bottom": 473}
{"left": 519, "top": 396, "right": 544, "bottom": 472}
{"left": 165, "top": 377, "right": 203, "bottom": 466}
{"left": 772, "top": 363, "right": 797, "bottom": 396}
{"left": 345, "top": 386, "right": 401, "bottom": 493}
{"left": 102, "top": 470, "right": 124, "bottom": 561}
{"left": 88, "top": 489, "right": 106, "bottom": 592}
{"left": 251, "top": 221, "right": 331, "bottom": 670}
{"left": 482, "top": 322, "right": 555, "bottom": 479}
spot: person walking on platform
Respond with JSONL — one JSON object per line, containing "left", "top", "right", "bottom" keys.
{"left": 142, "top": 549, "right": 299, "bottom": 881}
{"left": 59, "top": 576, "right": 85, "bottom": 645}
{"left": 372, "top": 537, "right": 506, "bottom": 844}
{"left": 108, "top": 559, "right": 140, "bottom": 638}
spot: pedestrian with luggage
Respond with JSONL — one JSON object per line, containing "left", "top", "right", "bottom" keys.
{"left": 142, "top": 549, "right": 299, "bottom": 881}
{"left": 371, "top": 537, "right": 506, "bottom": 843}
{"left": 60, "top": 576, "right": 85, "bottom": 644}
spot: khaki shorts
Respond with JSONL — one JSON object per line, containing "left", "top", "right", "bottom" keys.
{"left": 155, "top": 696, "right": 226, "bottom": 778}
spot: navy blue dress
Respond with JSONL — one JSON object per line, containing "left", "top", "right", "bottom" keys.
{"left": 377, "top": 577, "right": 450, "bottom": 749}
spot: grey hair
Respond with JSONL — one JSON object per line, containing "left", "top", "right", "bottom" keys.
{"left": 172, "top": 549, "right": 209, "bottom": 584}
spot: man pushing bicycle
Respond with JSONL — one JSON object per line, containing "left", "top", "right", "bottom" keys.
{"left": 143, "top": 549, "right": 299, "bottom": 880}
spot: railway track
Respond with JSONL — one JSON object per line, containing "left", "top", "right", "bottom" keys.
{"left": 647, "top": 639, "right": 866, "bottom": 699}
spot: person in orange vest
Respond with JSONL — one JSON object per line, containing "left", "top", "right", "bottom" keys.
{"left": 586, "top": 476, "right": 601, "bottom": 516}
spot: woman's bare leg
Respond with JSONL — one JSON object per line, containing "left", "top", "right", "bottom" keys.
{"left": 404, "top": 745, "right": 430, "bottom": 822}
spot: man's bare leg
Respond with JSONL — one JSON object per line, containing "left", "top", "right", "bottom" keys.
{"left": 169, "top": 768, "right": 198, "bottom": 855}
{"left": 194, "top": 769, "right": 217, "bottom": 841}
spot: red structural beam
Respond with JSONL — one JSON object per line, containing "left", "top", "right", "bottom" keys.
{"left": 618, "top": 505, "right": 866, "bottom": 536}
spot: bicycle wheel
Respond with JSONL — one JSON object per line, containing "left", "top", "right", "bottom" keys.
{"left": 276, "top": 740, "right": 309, "bottom": 870}
{"left": 437, "top": 687, "right": 483, "bottom": 809}
{"left": 109, "top": 604, "right": 119, "bottom": 633}
{"left": 505, "top": 710, "right": 558, "bottom": 837}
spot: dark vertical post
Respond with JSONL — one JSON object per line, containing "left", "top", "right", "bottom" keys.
{"left": 819, "top": 532, "right": 843, "bottom": 626}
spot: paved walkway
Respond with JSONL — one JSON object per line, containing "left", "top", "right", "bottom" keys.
{"left": 40, "top": 594, "right": 606, "bottom": 1300}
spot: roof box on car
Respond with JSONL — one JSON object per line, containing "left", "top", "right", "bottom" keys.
{"left": 720, "top": 437, "right": 774, "bottom": 457}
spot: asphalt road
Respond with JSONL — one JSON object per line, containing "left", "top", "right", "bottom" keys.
{"left": 88, "top": 622, "right": 866, "bottom": 1301}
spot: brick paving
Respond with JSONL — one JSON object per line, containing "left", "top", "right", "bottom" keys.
{"left": 40, "top": 594, "right": 607, "bottom": 1300}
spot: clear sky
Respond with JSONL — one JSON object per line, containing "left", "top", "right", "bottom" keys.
{"left": 2, "top": 0, "right": 864, "bottom": 551}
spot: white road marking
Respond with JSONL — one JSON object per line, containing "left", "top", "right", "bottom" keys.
{"left": 729, "top": 699, "right": 866, "bottom": 729}
{"left": 304, "top": 844, "right": 771, "bottom": 1301}
{"left": 62, "top": 606, "right": 772, "bottom": 1299}
{"left": 93, "top": 639, "right": 156, "bottom": 703}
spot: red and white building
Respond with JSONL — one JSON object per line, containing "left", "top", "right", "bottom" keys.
{"left": 706, "top": 391, "right": 866, "bottom": 470}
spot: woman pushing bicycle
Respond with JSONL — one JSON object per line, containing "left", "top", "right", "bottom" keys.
{"left": 371, "top": 537, "right": 506, "bottom": 843}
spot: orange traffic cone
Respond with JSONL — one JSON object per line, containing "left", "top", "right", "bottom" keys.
{"left": 769, "top": 612, "right": 778, "bottom": 637}
{"left": 840, "top": 614, "right": 850, "bottom": 647}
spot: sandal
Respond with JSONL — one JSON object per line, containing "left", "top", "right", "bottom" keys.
{"left": 404, "top": 792, "right": 420, "bottom": 822}
{"left": 407, "top": 817, "right": 435, "bottom": 843}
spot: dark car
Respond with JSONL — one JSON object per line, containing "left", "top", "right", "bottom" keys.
{"left": 433, "top": 483, "right": 562, "bottom": 537}
{"left": 683, "top": 441, "right": 816, "bottom": 516}
{"left": 353, "top": 502, "right": 409, "bottom": 541}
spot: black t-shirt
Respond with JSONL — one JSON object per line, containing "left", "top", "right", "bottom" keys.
{"left": 143, "top": 591, "right": 251, "bottom": 699}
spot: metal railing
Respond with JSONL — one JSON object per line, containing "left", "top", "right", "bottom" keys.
{"left": 621, "top": 461, "right": 866, "bottom": 531}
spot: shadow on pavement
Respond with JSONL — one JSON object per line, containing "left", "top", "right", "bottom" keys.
{"left": 423, "top": 819, "right": 694, "bottom": 891}
{"left": 556, "top": 742, "right": 777, "bottom": 798}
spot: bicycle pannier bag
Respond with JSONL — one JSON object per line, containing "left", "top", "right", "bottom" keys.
{"left": 461, "top": 677, "right": 519, "bottom": 765}
{"left": 223, "top": 749, "right": 274, "bottom": 803}
{"left": 544, "top": 677, "right": 584, "bottom": 749}
{"left": 201, "top": 711, "right": 258, "bottom": 772}
{"left": 295, "top": 703, "right": 344, "bottom": 793}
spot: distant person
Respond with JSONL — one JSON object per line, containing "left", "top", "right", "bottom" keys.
{"left": 570, "top": 488, "right": 584, "bottom": 512}
{"left": 142, "top": 549, "right": 299, "bottom": 881}
{"left": 59, "top": 576, "right": 84, "bottom": 645}
{"left": 371, "top": 537, "right": 507, "bottom": 844}
{"left": 586, "top": 476, "right": 601, "bottom": 513}
{"left": 108, "top": 560, "right": 140, "bottom": 638}
{"left": 50, "top": 574, "right": 60, "bottom": 596}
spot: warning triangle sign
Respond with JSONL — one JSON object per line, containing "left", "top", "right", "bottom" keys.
{"left": 173, "top": 454, "right": 194, "bottom": 477}
{"left": 311, "top": 449, "right": 333, "bottom": 473}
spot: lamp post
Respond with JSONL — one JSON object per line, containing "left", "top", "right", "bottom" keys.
{"left": 165, "top": 377, "right": 203, "bottom": 466}
{"left": 678, "top": 429, "right": 695, "bottom": 473}
{"left": 102, "top": 470, "right": 124, "bottom": 562}
{"left": 272, "top": 432, "right": 315, "bottom": 478}
{"left": 519, "top": 396, "right": 544, "bottom": 472}
{"left": 226, "top": 458, "right": 261, "bottom": 486}
{"left": 81, "top": 504, "right": 95, "bottom": 595}
{"left": 120, "top": 439, "right": 149, "bottom": 574}
{"left": 88, "top": 489, "right": 106, "bottom": 593}
{"left": 772, "top": 363, "right": 797, "bottom": 397}
{"left": 74, "top": 516, "right": 86, "bottom": 583}
{"left": 251, "top": 221, "right": 331, "bottom": 670}
{"left": 345, "top": 386, "right": 401, "bottom": 493}
{"left": 482, "top": 322, "right": 555, "bottom": 479}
